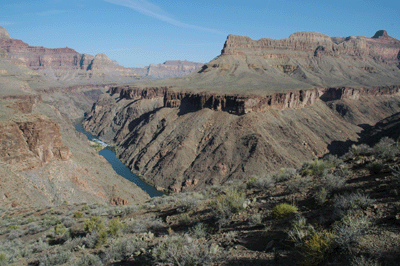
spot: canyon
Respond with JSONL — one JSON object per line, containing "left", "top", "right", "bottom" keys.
{"left": 0, "top": 27, "right": 153, "bottom": 208}
{"left": 83, "top": 30, "right": 400, "bottom": 192}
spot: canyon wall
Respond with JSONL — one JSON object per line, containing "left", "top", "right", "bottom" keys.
{"left": 83, "top": 85, "right": 400, "bottom": 192}
{"left": 131, "top": 60, "right": 204, "bottom": 79}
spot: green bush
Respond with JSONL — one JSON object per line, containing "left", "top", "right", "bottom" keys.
{"left": 301, "top": 159, "right": 334, "bottom": 177}
{"left": 314, "top": 187, "right": 328, "bottom": 206}
{"left": 0, "top": 253, "right": 7, "bottom": 266}
{"left": 84, "top": 216, "right": 105, "bottom": 234}
{"left": 108, "top": 217, "right": 123, "bottom": 237}
{"left": 301, "top": 229, "right": 335, "bottom": 266}
{"left": 6, "top": 225, "right": 20, "bottom": 230}
{"left": 272, "top": 168, "right": 298, "bottom": 182}
{"left": 371, "top": 137, "right": 400, "bottom": 159}
{"left": 73, "top": 211, "right": 83, "bottom": 219}
{"left": 54, "top": 224, "right": 67, "bottom": 236}
{"left": 271, "top": 203, "right": 298, "bottom": 220}
{"left": 96, "top": 230, "right": 108, "bottom": 247}
{"left": 210, "top": 188, "right": 246, "bottom": 227}
{"left": 91, "top": 142, "right": 104, "bottom": 152}
{"left": 81, "top": 205, "right": 91, "bottom": 211}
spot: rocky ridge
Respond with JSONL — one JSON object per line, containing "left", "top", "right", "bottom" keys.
{"left": 83, "top": 30, "right": 400, "bottom": 193}
{"left": 141, "top": 30, "right": 400, "bottom": 94}
{"left": 131, "top": 60, "right": 204, "bottom": 79}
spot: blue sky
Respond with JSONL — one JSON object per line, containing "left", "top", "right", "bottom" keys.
{"left": 1, "top": 0, "right": 399, "bottom": 67}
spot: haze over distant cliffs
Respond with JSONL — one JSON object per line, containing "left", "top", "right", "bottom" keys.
{"left": 0, "top": 26, "right": 202, "bottom": 86}
{"left": 130, "top": 60, "right": 204, "bottom": 80}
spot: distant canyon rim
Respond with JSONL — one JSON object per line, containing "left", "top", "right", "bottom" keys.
{"left": 83, "top": 30, "right": 400, "bottom": 193}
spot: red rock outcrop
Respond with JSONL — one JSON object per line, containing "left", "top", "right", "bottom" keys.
{"left": 0, "top": 115, "right": 72, "bottom": 170}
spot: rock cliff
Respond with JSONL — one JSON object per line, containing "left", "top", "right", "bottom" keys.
{"left": 0, "top": 55, "right": 149, "bottom": 208}
{"left": 83, "top": 30, "right": 400, "bottom": 192}
{"left": 131, "top": 60, "right": 204, "bottom": 79}
{"left": 142, "top": 30, "right": 400, "bottom": 94}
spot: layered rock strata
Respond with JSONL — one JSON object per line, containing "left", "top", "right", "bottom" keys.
{"left": 83, "top": 85, "right": 400, "bottom": 192}
{"left": 106, "top": 85, "right": 400, "bottom": 115}
{"left": 131, "top": 60, "right": 204, "bottom": 79}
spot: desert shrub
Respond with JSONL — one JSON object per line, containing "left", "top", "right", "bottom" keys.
{"left": 81, "top": 204, "right": 91, "bottom": 211}
{"left": 248, "top": 213, "right": 263, "bottom": 226}
{"left": 210, "top": 188, "right": 245, "bottom": 227}
{"left": 84, "top": 216, "right": 105, "bottom": 234}
{"left": 188, "top": 223, "right": 209, "bottom": 239}
{"left": 152, "top": 234, "right": 220, "bottom": 266}
{"left": 26, "top": 222, "right": 43, "bottom": 235}
{"left": 301, "top": 159, "right": 334, "bottom": 177}
{"left": 272, "top": 168, "right": 298, "bottom": 182}
{"left": 102, "top": 237, "right": 147, "bottom": 263}
{"left": 83, "top": 233, "right": 99, "bottom": 249}
{"left": 322, "top": 154, "right": 343, "bottom": 167}
{"left": 271, "top": 203, "right": 297, "bottom": 220}
{"left": 123, "top": 215, "right": 163, "bottom": 234}
{"left": 301, "top": 229, "right": 335, "bottom": 266}
{"left": 342, "top": 144, "right": 371, "bottom": 160}
{"left": 7, "top": 229, "right": 23, "bottom": 240}
{"left": 288, "top": 215, "right": 314, "bottom": 246}
{"left": 54, "top": 224, "right": 67, "bottom": 236}
{"left": 246, "top": 177, "right": 258, "bottom": 189}
{"left": 371, "top": 137, "right": 400, "bottom": 159}
{"left": 333, "top": 192, "right": 374, "bottom": 217}
{"left": 0, "top": 253, "right": 7, "bottom": 266}
{"left": 391, "top": 165, "right": 400, "bottom": 178}
{"left": 177, "top": 196, "right": 201, "bottom": 213}
{"left": 286, "top": 178, "right": 310, "bottom": 193}
{"left": 6, "top": 225, "right": 20, "bottom": 230}
{"left": 75, "top": 253, "right": 103, "bottom": 266}
{"left": 250, "top": 176, "right": 275, "bottom": 190}
{"left": 73, "top": 211, "right": 83, "bottom": 219}
{"left": 90, "top": 207, "right": 109, "bottom": 216}
{"left": 118, "top": 205, "right": 139, "bottom": 217}
{"left": 367, "top": 162, "right": 384, "bottom": 174}
{"left": 91, "top": 142, "right": 104, "bottom": 152}
{"left": 314, "top": 187, "right": 328, "bottom": 206}
{"left": 351, "top": 255, "right": 381, "bottom": 266}
{"left": 96, "top": 230, "right": 108, "bottom": 247}
{"left": 37, "top": 250, "right": 71, "bottom": 266}
{"left": 61, "top": 217, "right": 76, "bottom": 228}
{"left": 31, "top": 238, "right": 49, "bottom": 253}
{"left": 42, "top": 215, "right": 59, "bottom": 227}
{"left": 334, "top": 216, "right": 370, "bottom": 250}
{"left": 108, "top": 217, "right": 123, "bottom": 237}
{"left": 321, "top": 174, "right": 346, "bottom": 192}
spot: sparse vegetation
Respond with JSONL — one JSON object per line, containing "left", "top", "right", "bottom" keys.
{"left": 271, "top": 203, "right": 297, "bottom": 220}
{"left": 301, "top": 228, "right": 335, "bottom": 266}
{"left": 0, "top": 136, "right": 397, "bottom": 265}
{"left": 301, "top": 159, "right": 334, "bottom": 177}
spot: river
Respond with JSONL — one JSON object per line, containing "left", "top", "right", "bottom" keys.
{"left": 75, "top": 124, "right": 163, "bottom": 197}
